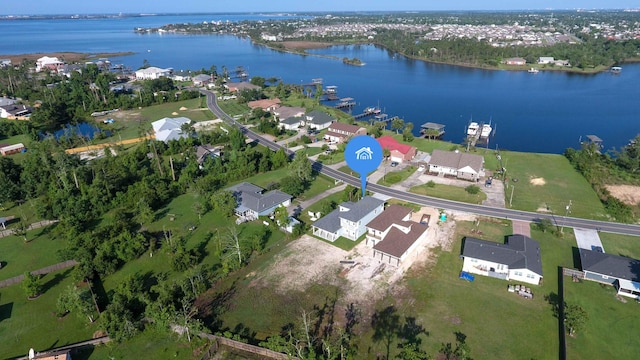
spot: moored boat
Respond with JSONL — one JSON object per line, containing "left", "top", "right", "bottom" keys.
{"left": 528, "top": 68, "right": 539, "bottom": 73}
{"left": 467, "top": 122, "right": 479, "bottom": 136}
{"left": 480, "top": 123, "right": 492, "bottom": 138}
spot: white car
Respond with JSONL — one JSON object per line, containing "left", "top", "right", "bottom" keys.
{"left": 418, "top": 165, "right": 425, "bottom": 172}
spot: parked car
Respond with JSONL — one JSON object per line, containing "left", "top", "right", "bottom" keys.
{"left": 391, "top": 161, "right": 399, "bottom": 167}
{"left": 418, "top": 165, "right": 425, "bottom": 172}
{"left": 591, "top": 245, "right": 604, "bottom": 253}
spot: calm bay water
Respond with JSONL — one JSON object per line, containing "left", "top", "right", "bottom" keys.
{"left": 2, "top": 14, "right": 639, "bottom": 154}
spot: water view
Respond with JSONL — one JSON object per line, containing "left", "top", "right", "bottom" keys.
{"left": 2, "top": 14, "right": 639, "bottom": 153}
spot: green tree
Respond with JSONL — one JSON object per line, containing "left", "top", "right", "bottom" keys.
{"left": 280, "top": 175, "right": 305, "bottom": 197}
{"left": 402, "top": 122, "right": 415, "bottom": 142}
{"left": 228, "top": 127, "right": 246, "bottom": 151}
{"left": 289, "top": 150, "right": 313, "bottom": 183}
{"left": 465, "top": 185, "right": 480, "bottom": 195}
{"left": 274, "top": 206, "right": 290, "bottom": 228}
{"left": 397, "top": 343, "right": 431, "bottom": 360}
{"left": 22, "top": 272, "right": 42, "bottom": 298}
{"left": 210, "top": 190, "right": 237, "bottom": 218}
{"left": 135, "top": 199, "right": 155, "bottom": 228}
{"left": 565, "top": 303, "right": 588, "bottom": 336}
{"left": 391, "top": 118, "right": 405, "bottom": 134}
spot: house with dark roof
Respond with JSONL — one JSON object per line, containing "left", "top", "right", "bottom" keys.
{"left": 461, "top": 235, "right": 543, "bottom": 285}
{"left": 580, "top": 249, "right": 640, "bottom": 300}
{"left": 366, "top": 204, "right": 429, "bottom": 266}
{"left": 0, "top": 104, "right": 32, "bottom": 119}
{"left": 305, "top": 110, "right": 335, "bottom": 130}
{"left": 227, "top": 182, "right": 292, "bottom": 222}
{"left": 195, "top": 144, "right": 222, "bottom": 164}
{"left": 312, "top": 196, "right": 385, "bottom": 242}
{"left": 377, "top": 135, "right": 417, "bottom": 163}
{"left": 192, "top": 74, "right": 213, "bottom": 86}
{"left": 280, "top": 116, "right": 304, "bottom": 131}
{"left": 428, "top": 149, "right": 484, "bottom": 181}
{"left": 324, "top": 122, "right": 367, "bottom": 143}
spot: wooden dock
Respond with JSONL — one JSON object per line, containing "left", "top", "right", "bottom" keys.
{"left": 353, "top": 106, "right": 381, "bottom": 119}
{"left": 421, "top": 122, "right": 446, "bottom": 138}
{"left": 335, "top": 97, "right": 356, "bottom": 109}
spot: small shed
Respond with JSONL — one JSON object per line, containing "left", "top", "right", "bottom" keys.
{"left": 0, "top": 143, "right": 25, "bottom": 156}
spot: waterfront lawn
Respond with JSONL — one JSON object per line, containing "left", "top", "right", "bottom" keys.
{"left": 397, "top": 224, "right": 574, "bottom": 360}
{"left": 564, "top": 280, "right": 638, "bottom": 360}
{"left": 0, "top": 269, "right": 97, "bottom": 359}
{"left": 377, "top": 165, "right": 416, "bottom": 186}
{"left": 410, "top": 183, "right": 487, "bottom": 204}
{"left": 0, "top": 231, "right": 67, "bottom": 282}
{"left": 598, "top": 232, "right": 640, "bottom": 258}
{"left": 499, "top": 151, "right": 606, "bottom": 219}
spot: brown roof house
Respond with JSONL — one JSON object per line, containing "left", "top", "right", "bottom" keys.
{"left": 248, "top": 98, "right": 282, "bottom": 112}
{"left": 428, "top": 149, "right": 484, "bottom": 181}
{"left": 324, "top": 122, "right": 367, "bottom": 143}
{"left": 366, "top": 204, "right": 429, "bottom": 266}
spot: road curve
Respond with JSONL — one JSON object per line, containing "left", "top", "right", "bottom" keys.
{"left": 202, "top": 90, "right": 640, "bottom": 237}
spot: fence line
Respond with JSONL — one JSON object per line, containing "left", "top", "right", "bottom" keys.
{"left": 198, "top": 333, "right": 295, "bottom": 359}
{"left": 0, "top": 260, "right": 78, "bottom": 288}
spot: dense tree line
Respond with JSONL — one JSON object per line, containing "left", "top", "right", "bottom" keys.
{"left": 564, "top": 135, "right": 640, "bottom": 222}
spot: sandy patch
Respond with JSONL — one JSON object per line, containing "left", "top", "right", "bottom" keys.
{"left": 279, "top": 41, "right": 334, "bottom": 50}
{"left": 257, "top": 207, "right": 462, "bottom": 304}
{"left": 605, "top": 184, "right": 640, "bottom": 206}
{"left": 171, "top": 111, "right": 179, "bottom": 115}
{"left": 530, "top": 177, "right": 546, "bottom": 186}
{"left": 179, "top": 106, "right": 188, "bottom": 111}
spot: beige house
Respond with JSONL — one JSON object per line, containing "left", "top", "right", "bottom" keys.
{"left": 428, "top": 149, "right": 484, "bottom": 181}
{"left": 324, "top": 122, "right": 367, "bottom": 143}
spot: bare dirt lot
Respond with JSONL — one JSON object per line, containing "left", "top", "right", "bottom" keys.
{"left": 529, "top": 177, "right": 546, "bottom": 186}
{"left": 254, "top": 207, "right": 464, "bottom": 305}
{"left": 605, "top": 184, "right": 640, "bottom": 206}
{"left": 279, "top": 41, "right": 334, "bottom": 50}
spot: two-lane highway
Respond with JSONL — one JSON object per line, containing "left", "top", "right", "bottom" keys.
{"left": 202, "top": 90, "right": 640, "bottom": 237}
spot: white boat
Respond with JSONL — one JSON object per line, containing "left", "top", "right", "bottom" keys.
{"left": 528, "top": 68, "right": 539, "bottom": 73}
{"left": 467, "top": 122, "right": 479, "bottom": 136}
{"left": 480, "top": 123, "right": 492, "bottom": 138}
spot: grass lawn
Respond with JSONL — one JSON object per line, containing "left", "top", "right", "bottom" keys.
{"left": 235, "top": 168, "right": 290, "bottom": 189}
{"left": 0, "top": 231, "right": 67, "bottom": 281}
{"left": 0, "top": 268, "right": 97, "bottom": 359}
{"left": 317, "top": 151, "right": 345, "bottom": 165}
{"left": 299, "top": 192, "right": 345, "bottom": 224}
{"left": 217, "top": 100, "right": 250, "bottom": 117}
{"left": 297, "top": 174, "right": 337, "bottom": 201}
{"left": 598, "top": 232, "right": 640, "bottom": 258}
{"left": 96, "top": 98, "right": 215, "bottom": 142}
{"left": 303, "top": 146, "right": 323, "bottom": 157}
{"left": 564, "top": 280, "right": 639, "bottom": 360}
{"left": 498, "top": 151, "right": 606, "bottom": 219}
{"left": 377, "top": 165, "right": 416, "bottom": 186}
{"left": 394, "top": 222, "right": 576, "bottom": 360}
{"left": 75, "top": 329, "right": 200, "bottom": 360}
{"left": 410, "top": 183, "right": 487, "bottom": 204}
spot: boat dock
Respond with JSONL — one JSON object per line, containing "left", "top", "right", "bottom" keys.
{"left": 421, "top": 122, "right": 446, "bottom": 138}
{"left": 353, "top": 106, "right": 381, "bottom": 119}
{"left": 334, "top": 97, "right": 356, "bottom": 109}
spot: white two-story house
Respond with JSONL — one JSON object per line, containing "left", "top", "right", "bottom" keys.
{"left": 461, "top": 235, "right": 543, "bottom": 285}
{"left": 312, "top": 197, "right": 385, "bottom": 242}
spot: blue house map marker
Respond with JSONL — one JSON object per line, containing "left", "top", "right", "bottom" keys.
{"left": 345, "top": 135, "right": 383, "bottom": 196}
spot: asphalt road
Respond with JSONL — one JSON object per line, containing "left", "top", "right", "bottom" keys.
{"left": 202, "top": 90, "right": 640, "bottom": 237}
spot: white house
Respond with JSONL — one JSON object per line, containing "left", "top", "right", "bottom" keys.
{"left": 580, "top": 249, "right": 640, "bottom": 300}
{"left": 227, "top": 182, "right": 292, "bottom": 222}
{"left": 151, "top": 117, "right": 192, "bottom": 142}
{"left": 280, "top": 116, "right": 304, "bottom": 131}
{"left": 305, "top": 110, "right": 335, "bottom": 130}
{"left": 36, "top": 56, "right": 64, "bottom": 72}
{"left": 324, "top": 122, "right": 367, "bottom": 143}
{"left": 538, "top": 56, "right": 555, "bottom": 64}
{"left": 135, "top": 66, "right": 172, "bottom": 80}
{"left": 312, "top": 197, "right": 385, "bottom": 242}
{"left": 366, "top": 204, "right": 429, "bottom": 266}
{"left": 461, "top": 235, "right": 543, "bottom": 285}
{"left": 428, "top": 149, "right": 484, "bottom": 181}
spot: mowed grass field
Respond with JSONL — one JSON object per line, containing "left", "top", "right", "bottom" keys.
{"left": 410, "top": 183, "right": 487, "bottom": 204}
{"left": 0, "top": 231, "right": 67, "bottom": 281}
{"left": 94, "top": 97, "right": 215, "bottom": 142}
{"left": 0, "top": 268, "right": 98, "bottom": 359}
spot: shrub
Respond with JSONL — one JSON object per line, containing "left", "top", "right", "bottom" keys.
{"left": 465, "top": 185, "right": 480, "bottom": 195}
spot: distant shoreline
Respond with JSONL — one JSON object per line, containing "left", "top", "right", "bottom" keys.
{"left": 0, "top": 51, "right": 135, "bottom": 64}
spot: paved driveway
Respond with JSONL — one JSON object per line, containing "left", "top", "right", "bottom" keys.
{"left": 574, "top": 228, "right": 604, "bottom": 252}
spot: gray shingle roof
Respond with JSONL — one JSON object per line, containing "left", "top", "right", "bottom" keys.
{"left": 306, "top": 110, "right": 335, "bottom": 125}
{"left": 281, "top": 116, "right": 303, "bottom": 125}
{"left": 462, "top": 235, "right": 543, "bottom": 276}
{"left": 227, "top": 182, "right": 292, "bottom": 213}
{"left": 580, "top": 249, "right": 640, "bottom": 282}
{"left": 313, "top": 196, "right": 385, "bottom": 232}
{"left": 429, "top": 149, "right": 483, "bottom": 172}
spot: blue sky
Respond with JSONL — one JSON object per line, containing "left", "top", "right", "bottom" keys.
{"left": 3, "top": 0, "right": 637, "bottom": 15}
